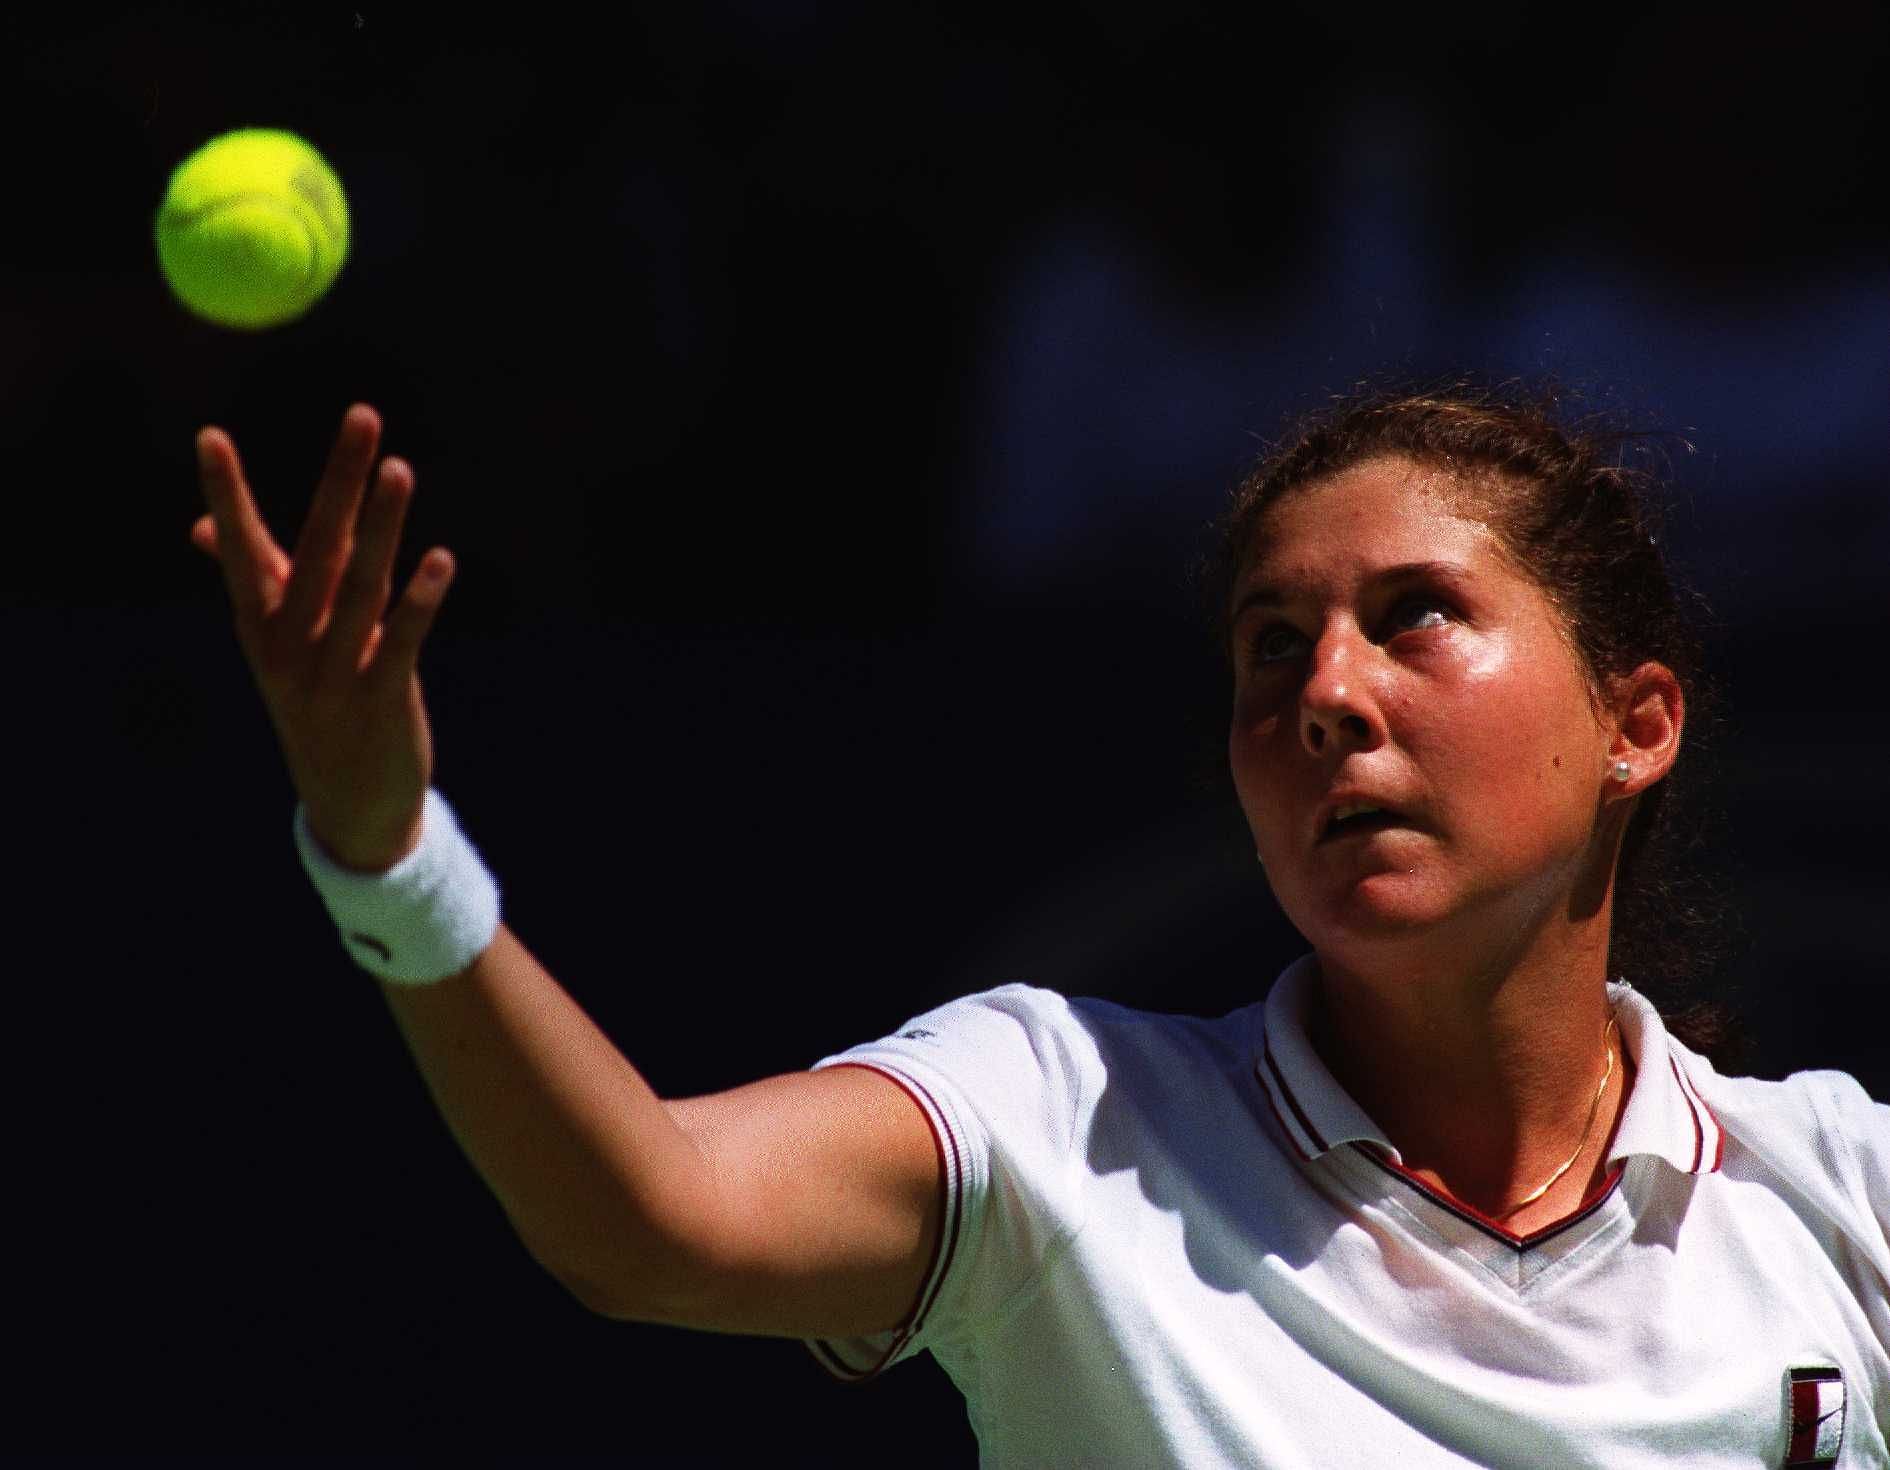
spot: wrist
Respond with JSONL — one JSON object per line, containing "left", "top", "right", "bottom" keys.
{"left": 310, "top": 809, "right": 427, "bottom": 874}
{"left": 293, "top": 788, "right": 502, "bottom": 984}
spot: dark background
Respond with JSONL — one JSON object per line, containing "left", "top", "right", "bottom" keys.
{"left": 5, "top": 2, "right": 1886, "bottom": 1461}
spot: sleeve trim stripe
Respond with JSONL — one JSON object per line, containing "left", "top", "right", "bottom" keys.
{"left": 801, "top": 1060, "right": 967, "bottom": 1383}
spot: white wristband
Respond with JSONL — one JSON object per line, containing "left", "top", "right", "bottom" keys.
{"left": 292, "top": 787, "right": 502, "bottom": 986}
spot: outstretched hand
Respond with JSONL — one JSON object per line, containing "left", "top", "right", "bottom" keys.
{"left": 190, "top": 403, "right": 456, "bottom": 873}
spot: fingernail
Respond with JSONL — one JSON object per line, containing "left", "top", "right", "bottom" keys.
{"left": 196, "top": 432, "right": 214, "bottom": 472}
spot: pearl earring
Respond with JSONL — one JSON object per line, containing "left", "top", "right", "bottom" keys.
{"left": 1612, "top": 761, "right": 1631, "bottom": 782}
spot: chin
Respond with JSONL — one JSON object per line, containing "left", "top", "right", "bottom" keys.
{"left": 1289, "top": 869, "right": 1464, "bottom": 942}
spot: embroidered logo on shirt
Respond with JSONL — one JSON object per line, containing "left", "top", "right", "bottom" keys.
{"left": 896, "top": 1028, "right": 938, "bottom": 1042}
{"left": 1784, "top": 1364, "right": 1845, "bottom": 1468}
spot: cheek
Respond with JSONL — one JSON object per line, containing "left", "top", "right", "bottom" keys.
{"left": 1230, "top": 675, "right": 1273, "bottom": 727}
{"left": 1433, "top": 663, "right": 1596, "bottom": 842}
{"left": 1227, "top": 696, "right": 1283, "bottom": 794}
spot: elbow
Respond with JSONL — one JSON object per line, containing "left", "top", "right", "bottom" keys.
{"left": 540, "top": 1256, "right": 640, "bottom": 1320}
{"left": 540, "top": 1254, "right": 688, "bottom": 1325}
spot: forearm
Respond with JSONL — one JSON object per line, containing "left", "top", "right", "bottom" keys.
{"left": 375, "top": 921, "right": 713, "bottom": 1316}
{"left": 195, "top": 411, "right": 711, "bottom": 1318}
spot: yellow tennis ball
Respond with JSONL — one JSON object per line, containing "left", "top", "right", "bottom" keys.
{"left": 154, "top": 128, "right": 350, "bottom": 330}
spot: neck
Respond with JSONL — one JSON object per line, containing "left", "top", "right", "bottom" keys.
{"left": 1307, "top": 931, "right": 1633, "bottom": 1220}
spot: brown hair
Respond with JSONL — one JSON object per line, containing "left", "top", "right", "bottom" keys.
{"left": 1189, "top": 375, "right": 1755, "bottom": 1074}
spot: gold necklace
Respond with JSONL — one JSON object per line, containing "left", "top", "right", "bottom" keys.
{"left": 1493, "top": 1007, "right": 1620, "bottom": 1219}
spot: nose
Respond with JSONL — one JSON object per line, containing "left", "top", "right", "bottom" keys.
{"left": 1299, "top": 628, "right": 1382, "bottom": 760}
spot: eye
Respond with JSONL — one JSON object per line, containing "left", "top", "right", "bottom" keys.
{"left": 1245, "top": 594, "right": 1453, "bottom": 666}
{"left": 1391, "top": 594, "right": 1452, "bottom": 634}
{"left": 1246, "top": 623, "right": 1299, "bottom": 664}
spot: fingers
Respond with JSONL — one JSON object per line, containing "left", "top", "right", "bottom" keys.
{"left": 280, "top": 404, "right": 383, "bottom": 644}
{"left": 191, "top": 511, "right": 290, "bottom": 583}
{"left": 364, "top": 547, "right": 456, "bottom": 694}
{"left": 193, "top": 405, "right": 452, "bottom": 685}
{"left": 320, "top": 453, "right": 415, "bottom": 682}
{"left": 196, "top": 426, "right": 280, "bottom": 634}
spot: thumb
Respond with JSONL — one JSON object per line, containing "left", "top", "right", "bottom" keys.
{"left": 191, "top": 513, "right": 290, "bottom": 582}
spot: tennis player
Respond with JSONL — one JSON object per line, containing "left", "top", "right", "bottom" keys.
{"left": 191, "top": 382, "right": 1886, "bottom": 1466}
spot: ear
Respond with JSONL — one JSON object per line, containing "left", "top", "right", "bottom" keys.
{"left": 1605, "top": 661, "right": 1684, "bottom": 796}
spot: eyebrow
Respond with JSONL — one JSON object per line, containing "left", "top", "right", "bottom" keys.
{"left": 1231, "top": 560, "right": 1474, "bottom": 625}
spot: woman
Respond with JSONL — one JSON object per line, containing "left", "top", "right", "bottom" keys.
{"left": 192, "top": 381, "right": 1886, "bottom": 1466}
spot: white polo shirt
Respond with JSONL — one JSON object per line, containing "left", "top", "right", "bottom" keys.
{"left": 802, "top": 953, "right": 1889, "bottom": 1467}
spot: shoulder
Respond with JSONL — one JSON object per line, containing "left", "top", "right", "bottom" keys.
{"left": 832, "top": 981, "right": 1245, "bottom": 1066}
{"left": 1694, "top": 1056, "right": 1884, "bottom": 1137}
{"left": 835, "top": 981, "right": 1092, "bottom": 1067}
{"left": 811, "top": 982, "right": 1100, "bottom": 1142}
{"left": 1688, "top": 1054, "right": 1888, "bottom": 1207}
{"left": 913, "top": 984, "right": 1262, "bottom": 1085}
{"left": 1063, "top": 989, "right": 1265, "bottom": 1087}
{"left": 813, "top": 984, "right": 1261, "bottom": 1136}
{"left": 1780, "top": 1067, "right": 1890, "bottom": 1173}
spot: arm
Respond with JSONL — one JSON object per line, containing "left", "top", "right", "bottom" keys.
{"left": 194, "top": 404, "right": 938, "bottom": 1337}
{"left": 379, "top": 920, "right": 944, "bottom": 1337}
{"left": 374, "top": 921, "right": 721, "bottom": 1318}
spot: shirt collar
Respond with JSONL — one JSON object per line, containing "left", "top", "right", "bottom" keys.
{"left": 1254, "top": 951, "right": 1724, "bottom": 1177}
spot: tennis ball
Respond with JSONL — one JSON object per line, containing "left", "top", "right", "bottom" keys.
{"left": 154, "top": 128, "right": 350, "bottom": 330}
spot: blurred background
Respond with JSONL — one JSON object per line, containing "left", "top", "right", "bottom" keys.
{"left": 4, "top": 1, "right": 1886, "bottom": 1460}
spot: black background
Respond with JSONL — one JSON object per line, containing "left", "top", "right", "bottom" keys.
{"left": 5, "top": 2, "right": 1887, "bottom": 1461}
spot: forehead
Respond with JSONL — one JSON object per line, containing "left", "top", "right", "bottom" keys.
{"left": 1237, "top": 458, "right": 1510, "bottom": 593}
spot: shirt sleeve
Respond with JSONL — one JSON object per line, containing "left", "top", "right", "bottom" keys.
{"left": 798, "top": 982, "right": 1095, "bottom": 1382}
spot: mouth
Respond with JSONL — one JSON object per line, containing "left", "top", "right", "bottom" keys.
{"left": 1319, "top": 811, "right": 1412, "bottom": 844}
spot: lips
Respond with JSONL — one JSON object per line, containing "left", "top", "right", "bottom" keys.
{"left": 1314, "top": 794, "right": 1419, "bottom": 845}
{"left": 1320, "top": 811, "right": 1409, "bottom": 843}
